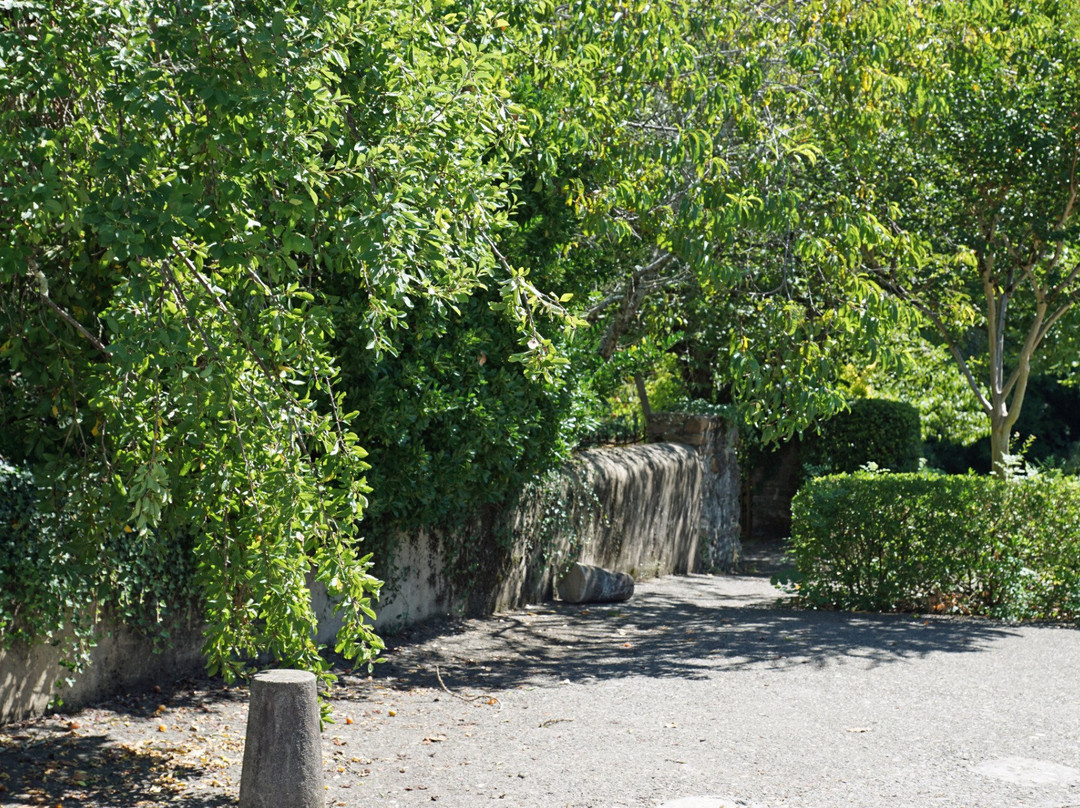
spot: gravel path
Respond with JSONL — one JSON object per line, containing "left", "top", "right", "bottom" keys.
{"left": 3, "top": 557, "right": 1080, "bottom": 808}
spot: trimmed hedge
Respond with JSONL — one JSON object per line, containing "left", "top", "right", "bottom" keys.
{"left": 803, "top": 398, "right": 922, "bottom": 474}
{"left": 783, "top": 471, "right": 1080, "bottom": 619}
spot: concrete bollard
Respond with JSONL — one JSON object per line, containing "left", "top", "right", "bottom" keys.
{"left": 557, "top": 562, "right": 635, "bottom": 604}
{"left": 239, "top": 669, "right": 324, "bottom": 808}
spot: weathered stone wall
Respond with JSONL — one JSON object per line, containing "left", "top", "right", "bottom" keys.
{"left": 0, "top": 613, "right": 205, "bottom": 725}
{"left": 4, "top": 435, "right": 735, "bottom": 723}
{"left": 647, "top": 413, "right": 741, "bottom": 570}
{"left": 313, "top": 441, "right": 705, "bottom": 638}
{"left": 493, "top": 442, "right": 704, "bottom": 613}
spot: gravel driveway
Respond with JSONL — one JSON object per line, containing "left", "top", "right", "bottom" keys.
{"left": 3, "top": 556, "right": 1079, "bottom": 808}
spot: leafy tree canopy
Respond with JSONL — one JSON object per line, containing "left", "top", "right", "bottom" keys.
{"left": 509, "top": 0, "right": 907, "bottom": 441}
{"left": 803, "top": 0, "right": 1080, "bottom": 472}
{"left": 0, "top": 0, "right": 567, "bottom": 680}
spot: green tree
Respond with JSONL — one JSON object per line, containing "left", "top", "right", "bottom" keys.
{"left": 508, "top": 0, "right": 903, "bottom": 439}
{"left": 0, "top": 0, "right": 564, "bottom": 679}
{"left": 805, "top": 0, "right": 1080, "bottom": 474}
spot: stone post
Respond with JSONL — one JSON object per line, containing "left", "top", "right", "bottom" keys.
{"left": 239, "top": 669, "right": 324, "bottom": 808}
{"left": 647, "top": 413, "right": 740, "bottom": 571}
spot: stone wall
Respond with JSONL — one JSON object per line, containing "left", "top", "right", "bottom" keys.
{"left": 647, "top": 413, "right": 741, "bottom": 570}
{"left": 3, "top": 431, "right": 737, "bottom": 723}
{"left": 1, "top": 614, "right": 205, "bottom": 725}
{"left": 495, "top": 442, "right": 704, "bottom": 610}
{"left": 313, "top": 441, "right": 706, "bottom": 638}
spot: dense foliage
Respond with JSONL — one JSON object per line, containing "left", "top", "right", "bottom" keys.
{"left": 0, "top": 459, "right": 191, "bottom": 676}
{"left": 804, "top": 0, "right": 1080, "bottom": 473}
{"left": 518, "top": 0, "right": 904, "bottom": 441}
{"left": 0, "top": 0, "right": 569, "bottom": 680}
{"left": 784, "top": 472, "right": 1080, "bottom": 619}
{"left": 803, "top": 398, "right": 921, "bottom": 474}
{"left": 0, "top": 461, "right": 86, "bottom": 651}
{"left": 4, "top": 0, "right": 1080, "bottom": 682}
{"left": 338, "top": 292, "right": 574, "bottom": 534}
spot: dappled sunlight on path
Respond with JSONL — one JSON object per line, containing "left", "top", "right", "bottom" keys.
{"left": 354, "top": 572, "right": 1027, "bottom": 701}
{"left": 3, "top": 571, "right": 1077, "bottom": 808}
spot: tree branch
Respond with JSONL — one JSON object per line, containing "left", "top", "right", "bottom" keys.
{"left": 590, "top": 250, "right": 688, "bottom": 361}
{"left": 585, "top": 250, "right": 678, "bottom": 324}
{"left": 879, "top": 277, "right": 992, "bottom": 415}
{"left": 38, "top": 292, "right": 110, "bottom": 357}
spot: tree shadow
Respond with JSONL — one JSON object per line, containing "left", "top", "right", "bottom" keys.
{"left": 0, "top": 729, "right": 234, "bottom": 807}
{"left": 335, "top": 573, "right": 1056, "bottom": 699}
{"left": 86, "top": 676, "right": 249, "bottom": 720}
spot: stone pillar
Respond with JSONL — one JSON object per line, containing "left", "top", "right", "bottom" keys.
{"left": 647, "top": 413, "right": 740, "bottom": 571}
{"left": 239, "top": 669, "right": 324, "bottom": 808}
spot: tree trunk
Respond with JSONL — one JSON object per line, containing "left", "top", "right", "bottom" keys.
{"left": 990, "top": 420, "right": 1011, "bottom": 478}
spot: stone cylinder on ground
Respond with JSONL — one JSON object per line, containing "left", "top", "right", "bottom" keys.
{"left": 239, "top": 668, "right": 324, "bottom": 808}
{"left": 557, "top": 562, "right": 635, "bottom": 604}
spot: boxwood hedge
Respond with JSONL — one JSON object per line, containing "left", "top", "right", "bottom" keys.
{"left": 782, "top": 471, "right": 1080, "bottom": 620}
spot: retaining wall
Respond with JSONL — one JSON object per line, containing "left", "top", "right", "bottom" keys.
{"left": 312, "top": 441, "right": 707, "bottom": 639}
{"left": 1, "top": 615, "right": 205, "bottom": 725}
{"left": 3, "top": 421, "right": 738, "bottom": 723}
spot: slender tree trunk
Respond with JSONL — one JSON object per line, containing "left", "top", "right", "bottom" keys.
{"left": 633, "top": 372, "right": 652, "bottom": 419}
{"left": 989, "top": 418, "right": 1011, "bottom": 478}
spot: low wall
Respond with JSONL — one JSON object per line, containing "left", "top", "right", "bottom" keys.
{"left": 314, "top": 441, "right": 706, "bottom": 638}
{"left": 4, "top": 426, "right": 738, "bottom": 723}
{"left": 1, "top": 614, "right": 205, "bottom": 725}
{"left": 647, "top": 413, "right": 741, "bottom": 570}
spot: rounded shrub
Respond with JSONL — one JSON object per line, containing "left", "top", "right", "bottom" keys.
{"left": 803, "top": 398, "right": 922, "bottom": 474}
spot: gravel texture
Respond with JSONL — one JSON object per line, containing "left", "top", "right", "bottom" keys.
{"left": 2, "top": 547, "right": 1080, "bottom": 808}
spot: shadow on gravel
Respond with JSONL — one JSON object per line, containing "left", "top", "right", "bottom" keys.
{"left": 0, "top": 730, "right": 232, "bottom": 807}
{"left": 344, "top": 573, "right": 1047, "bottom": 699}
{"left": 96, "top": 678, "right": 249, "bottom": 720}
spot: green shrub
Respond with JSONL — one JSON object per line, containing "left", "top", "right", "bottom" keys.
{"left": 0, "top": 461, "right": 86, "bottom": 648}
{"left": 783, "top": 471, "right": 1080, "bottom": 620}
{"left": 803, "top": 399, "right": 922, "bottom": 474}
{"left": 0, "top": 459, "right": 196, "bottom": 670}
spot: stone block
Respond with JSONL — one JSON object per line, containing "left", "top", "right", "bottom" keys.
{"left": 557, "top": 562, "right": 635, "bottom": 604}
{"left": 685, "top": 415, "right": 710, "bottom": 432}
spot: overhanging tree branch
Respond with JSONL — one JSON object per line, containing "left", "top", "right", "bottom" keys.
{"left": 590, "top": 250, "right": 686, "bottom": 360}
{"left": 879, "top": 275, "right": 992, "bottom": 415}
{"left": 37, "top": 288, "right": 110, "bottom": 357}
